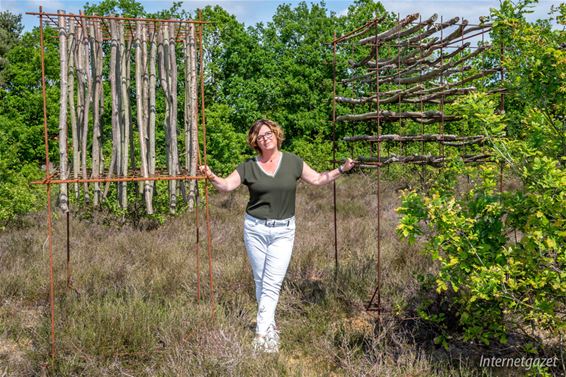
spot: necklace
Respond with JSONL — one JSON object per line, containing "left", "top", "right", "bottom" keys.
{"left": 260, "top": 152, "right": 279, "bottom": 164}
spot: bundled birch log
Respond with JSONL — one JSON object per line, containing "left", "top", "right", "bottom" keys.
{"left": 56, "top": 16, "right": 201, "bottom": 215}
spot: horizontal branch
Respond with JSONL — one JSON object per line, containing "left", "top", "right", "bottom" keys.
{"left": 354, "top": 153, "right": 493, "bottom": 167}
{"left": 336, "top": 110, "right": 460, "bottom": 122}
{"left": 343, "top": 134, "right": 486, "bottom": 145}
{"left": 359, "top": 13, "right": 419, "bottom": 45}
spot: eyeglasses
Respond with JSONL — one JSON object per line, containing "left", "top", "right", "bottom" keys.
{"left": 257, "top": 131, "right": 274, "bottom": 142}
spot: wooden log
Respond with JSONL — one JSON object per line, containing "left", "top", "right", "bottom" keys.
{"left": 401, "top": 16, "right": 460, "bottom": 46}
{"left": 168, "top": 22, "right": 179, "bottom": 214}
{"left": 141, "top": 24, "right": 152, "bottom": 203}
{"left": 74, "top": 22, "right": 85, "bottom": 196}
{"left": 335, "top": 84, "right": 423, "bottom": 105}
{"left": 119, "top": 20, "right": 130, "bottom": 209}
{"left": 359, "top": 13, "right": 419, "bottom": 45}
{"left": 187, "top": 23, "right": 198, "bottom": 210}
{"left": 356, "top": 153, "right": 492, "bottom": 166}
{"left": 343, "top": 134, "right": 486, "bottom": 145}
{"left": 336, "top": 110, "right": 460, "bottom": 123}
{"left": 57, "top": 11, "right": 69, "bottom": 213}
{"left": 80, "top": 16, "right": 91, "bottom": 204}
{"left": 148, "top": 25, "right": 157, "bottom": 201}
{"left": 380, "top": 13, "right": 438, "bottom": 43}
{"left": 334, "top": 15, "right": 387, "bottom": 44}
{"left": 67, "top": 18, "right": 79, "bottom": 199}
{"left": 104, "top": 19, "right": 119, "bottom": 200}
{"left": 135, "top": 22, "right": 153, "bottom": 214}
{"left": 90, "top": 20, "right": 102, "bottom": 207}
{"left": 403, "top": 87, "right": 477, "bottom": 103}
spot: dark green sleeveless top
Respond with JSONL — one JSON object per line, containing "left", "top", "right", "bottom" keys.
{"left": 236, "top": 152, "right": 303, "bottom": 220}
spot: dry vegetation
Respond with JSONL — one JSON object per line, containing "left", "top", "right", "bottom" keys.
{"left": 0, "top": 173, "right": 540, "bottom": 376}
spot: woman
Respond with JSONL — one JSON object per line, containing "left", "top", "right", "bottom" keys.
{"left": 199, "top": 119, "right": 354, "bottom": 353}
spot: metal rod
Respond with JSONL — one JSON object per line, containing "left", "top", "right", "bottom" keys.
{"left": 39, "top": 5, "right": 57, "bottom": 360}
{"left": 26, "top": 11, "right": 210, "bottom": 24}
{"left": 32, "top": 175, "right": 207, "bottom": 185}
{"left": 198, "top": 9, "right": 216, "bottom": 319}
{"left": 332, "top": 32, "right": 339, "bottom": 281}
{"left": 66, "top": 211, "right": 71, "bottom": 289}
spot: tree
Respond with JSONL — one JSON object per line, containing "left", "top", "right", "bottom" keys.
{"left": 0, "top": 11, "right": 23, "bottom": 86}
{"left": 397, "top": 1, "right": 565, "bottom": 354}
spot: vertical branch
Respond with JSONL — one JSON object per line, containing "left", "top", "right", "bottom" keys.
{"left": 57, "top": 11, "right": 69, "bottom": 213}
{"left": 67, "top": 18, "right": 79, "bottom": 199}
{"left": 158, "top": 26, "right": 171, "bottom": 201}
{"left": 185, "top": 23, "right": 198, "bottom": 210}
{"left": 90, "top": 20, "right": 102, "bottom": 207}
{"left": 148, "top": 24, "right": 157, "bottom": 200}
{"left": 74, "top": 20, "right": 85, "bottom": 198}
{"left": 120, "top": 21, "right": 130, "bottom": 209}
{"left": 135, "top": 22, "right": 153, "bottom": 214}
{"left": 80, "top": 16, "right": 92, "bottom": 203}
{"left": 168, "top": 22, "right": 179, "bottom": 214}
{"left": 104, "top": 19, "right": 119, "bottom": 200}
{"left": 141, "top": 23, "right": 151, "bottom": 201}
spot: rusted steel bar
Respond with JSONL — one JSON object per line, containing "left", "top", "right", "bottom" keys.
{"left": 32, "top": 175, "right": 207, "bottom": 185}
{"left": 366, "top": 15, "right": 382, "bottom": 316}
{"left": 66, "top": 211, "right": 71, "bottom": 289}
{"left": 39, "top": 5, "right": 57, "bottom": 360}
{"left": 332, "top": 32, "right": 339, "bottom": 281}
{"left": 26, "top": 11, "right": 210, "bottom": 24}
{"left": 198, "top": 9, "right": 216, "bottom": 319}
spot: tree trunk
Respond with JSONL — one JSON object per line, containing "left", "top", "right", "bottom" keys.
{"left": 148, "top": 27, "right": 157, "bottom": 201}
{"left": 57, "top": 11, "right": 69, "bottom": 213}
{"left": 67, "top": 18, "right": 79, "bottom": 200}
{"left": 185, "top": 23, "right": 198, "bottom": 210}
{"left": 105, "top": 19, "right": 119, "bottom": 200}
{"left": 119, "top": 20, "right": 129, "bottom": 209}
{"left": 74, "top": 22, "right": 84, "bottom": 199}
{"left": 80, "top": 17, "right": 91, "bottom": 204}
{"left": 90, "top": 20, "right": 102, "bottom": 207}
{"left": 135, "top": 22, "right": 153, "bottom": 214}
{"left": 167, "top": 23, "right": 179, "bottom": 214}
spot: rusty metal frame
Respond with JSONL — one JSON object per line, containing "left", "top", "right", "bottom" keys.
{"left": 27, "top": 6, "right": 215, "bottom": 361}
{"left": 331, "top": 12, "right": 505, "bottom": 318}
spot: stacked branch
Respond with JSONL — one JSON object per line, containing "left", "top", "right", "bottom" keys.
{"left": 184, "top": 22, "right": 199, "bottom": 210}
{"left": 344, "top": 134, "right": 486, "bottom": 146}
{"left": 355, "top": 154, "right": 493, "bottom": 167}
{"left": 57, "top": 11, "right": 69, "bottom": 212}
{"left": 336, "top": 110, "right": 460, "bottom": 123}
{"left": 56, "top": 17, "right": 201, "bottom": 215}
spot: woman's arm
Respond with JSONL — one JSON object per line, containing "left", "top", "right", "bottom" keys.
{"left": 199, "top": 165, "right": 242, "bottom": 192}
{"left": 300, "top": 158, "right": 355, "bottom": 186}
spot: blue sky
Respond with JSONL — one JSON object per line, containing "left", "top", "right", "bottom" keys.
{"left": 1, "top": 0, "right": 562, "bottom": 32}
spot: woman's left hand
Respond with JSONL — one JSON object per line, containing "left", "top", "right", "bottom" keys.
{"left": 341, "top": 158, "right": 355, "bottom": 173}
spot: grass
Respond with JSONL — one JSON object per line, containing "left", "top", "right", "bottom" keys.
{"left": 0, "top": 174, "right": 558, "bottom": 376}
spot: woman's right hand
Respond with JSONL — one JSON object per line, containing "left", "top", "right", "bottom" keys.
{"left": 199, "top": 165, "right": 216, "bottom": 180}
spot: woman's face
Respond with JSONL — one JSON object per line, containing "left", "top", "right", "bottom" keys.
{"left": 256, "top": 125, "right": 278, "bottom": 154}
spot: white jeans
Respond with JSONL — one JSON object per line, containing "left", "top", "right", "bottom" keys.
{"left": 243, "top": 213, "right": 296, "bottom": 335}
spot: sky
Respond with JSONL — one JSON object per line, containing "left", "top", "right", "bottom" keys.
{"left": 1, "top": 0, "right": 562, "bottom": 32}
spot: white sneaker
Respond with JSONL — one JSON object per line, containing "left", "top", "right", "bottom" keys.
{"left": 264, "top": 324, "right": 280, "bottom": 353}
{"left": 252, "top": 335, "right": 267, "bottom": 353}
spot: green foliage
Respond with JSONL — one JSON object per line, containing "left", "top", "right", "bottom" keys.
{"left": 396, "top": 2, "right": 565, "bottom": 351}
{"left": 204, "top": 103, "right": 250, "bottom": 176}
